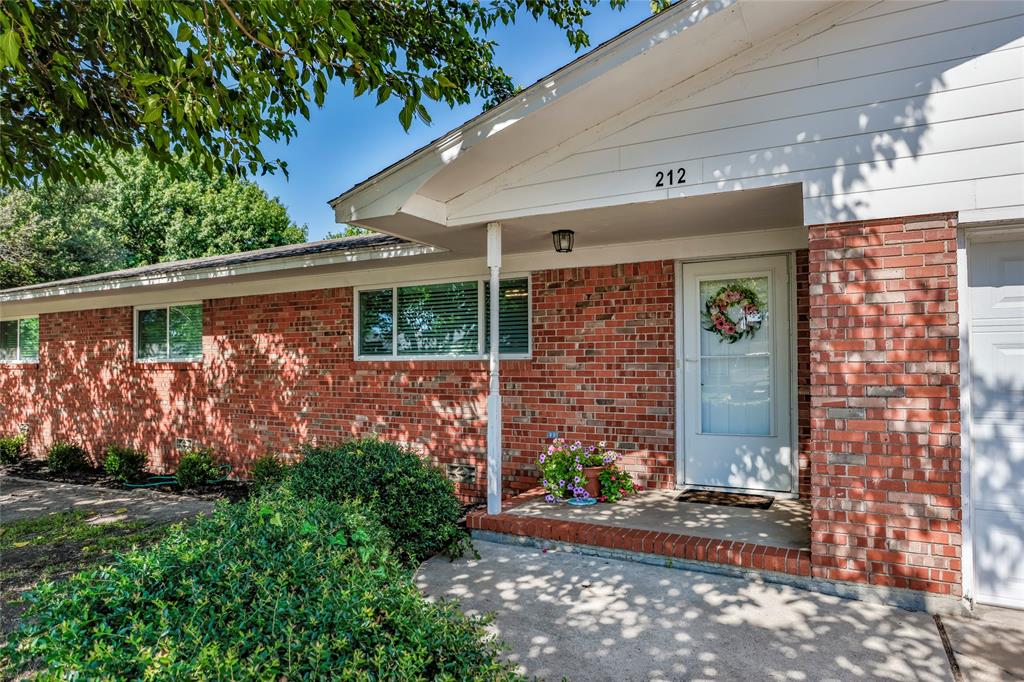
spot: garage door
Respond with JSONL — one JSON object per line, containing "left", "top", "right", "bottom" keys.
{"left": 969, "top": 234, "right": 1024, "bottom": 608}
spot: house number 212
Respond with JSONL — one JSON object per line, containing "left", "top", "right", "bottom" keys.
{"left": 654, "top": 166, "right": 686, "bottom": 187}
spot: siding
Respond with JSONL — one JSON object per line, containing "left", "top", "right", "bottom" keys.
{"left": 452, "top": 1, "right": 1024, "bottom": 226}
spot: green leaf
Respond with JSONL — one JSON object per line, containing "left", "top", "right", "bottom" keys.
{"left": 133, "top": 73, "right": 162, "bottom": 87}
{"left": 141, "top": 103, "right": 163, "bottom": 123}
{"left": 0, "top": 29, "right": 21, "bottom": 67}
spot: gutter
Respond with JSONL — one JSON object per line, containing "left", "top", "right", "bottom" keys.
{"left": 0, "top": 241, "right": 445, "bottom": 303}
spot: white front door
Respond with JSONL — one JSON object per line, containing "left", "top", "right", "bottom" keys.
{"left": 681, "top": 255, "right": 793, "bottom": 493}
{"left": 968, "top": 234, "right": 1024, "bottom": 609}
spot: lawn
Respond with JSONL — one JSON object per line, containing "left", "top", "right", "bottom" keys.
{"left": 0, "top": 509, "right": 173, "bottom": 635}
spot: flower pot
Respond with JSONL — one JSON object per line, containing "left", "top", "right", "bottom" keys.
{"left": 581, "top": 466, "right": 603, "bottom": 499}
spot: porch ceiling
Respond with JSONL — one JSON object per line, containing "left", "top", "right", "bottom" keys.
{"left": 359, "top": 183, "right": 805, "bottom": 258}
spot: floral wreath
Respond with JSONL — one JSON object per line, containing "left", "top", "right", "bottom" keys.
{"left": 701, "top": 284, "right": 764, "bottom": 343}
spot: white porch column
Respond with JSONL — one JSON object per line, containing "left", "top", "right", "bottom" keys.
{"left": 486, "top": 222, "right": 502, "bottom": 515}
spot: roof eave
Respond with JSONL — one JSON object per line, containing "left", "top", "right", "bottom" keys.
{"left": 0, "top": 241, "right": 445, "bottom": 304}
{"left": 326, "top": 0, "right": 710, "bottom": 216}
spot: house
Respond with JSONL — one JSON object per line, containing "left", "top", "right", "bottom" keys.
{"left": 1, "top": 0, "right": 1022, "bottom": 611}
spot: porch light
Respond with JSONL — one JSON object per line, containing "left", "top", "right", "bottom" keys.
{"left": 552, "top": 229, "right": 575, "bottom": 253}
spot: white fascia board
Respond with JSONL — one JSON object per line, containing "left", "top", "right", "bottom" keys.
{"left": 328, "top": 0, "right": 730, "bottom": 225}
{"left": 0, "top": 225, "right": 807, "bottom": 317}
{"left": 0, "top": 241, "right": 444, "bottom": 305}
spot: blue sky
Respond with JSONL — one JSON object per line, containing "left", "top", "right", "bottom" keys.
{"left": 255, "top": 2, "right": 653, "bottom": 241}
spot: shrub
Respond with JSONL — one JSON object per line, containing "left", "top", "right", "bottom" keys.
{"left": 2, "top": 489, "right": 521, "bottom": 681}
{"left": 175, "top": 447, "right": 220, "bottom": 489}
{"left": 103, "top": 445, "right": 148, "bottom": 482}
{"left": 0, "top": 433, "right": 26, "bottom": 465}
{"left": 250, "top": 452, "right": 288, "bottom": 492}
{"left": 288, "top": 438, "right": 469, "bottom": 563}
{"left": 46, "top": 441, "right": 90, "bottom": 474}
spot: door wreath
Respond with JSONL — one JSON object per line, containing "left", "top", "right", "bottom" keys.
{"left": 701, "top": 284, "right": 764, "bottom": 343}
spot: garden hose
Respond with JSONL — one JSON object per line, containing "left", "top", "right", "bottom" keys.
{"left": 125, "top": 464, "right": 232, "bottom": 488}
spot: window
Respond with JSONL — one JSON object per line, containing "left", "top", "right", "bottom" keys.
{"left": 0, "top": 317, "right": 39, "bottom": 363}
{"left": 135, "top": 304, "right": 203, "bottom": 362}
{"left": 356, "top": 277, "right": 530, "bottom": 359}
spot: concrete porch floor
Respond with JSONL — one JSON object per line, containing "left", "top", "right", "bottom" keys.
{"left": 508, "top": 489, "right": 811, "bottom": 550}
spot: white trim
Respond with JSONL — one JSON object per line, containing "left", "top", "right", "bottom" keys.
{"left": 0, "top": 241, "right": 444, "bottom": 304}
{"left": 0, "top": 314, "right": 40, "bottom": 365}
{"left": 132, "top": 302, "right": 204, "bottom": 364}
{"left": 0, "top": 226, "right": 807, "bottom": 318}
{"left": 486, "top": 221, "right": 503, "bottom": 516}
{"left": 958, "top": 221, "right": 1024, "bottom": 608}
{"left": 787, "top": 251, "right": 800, "bottom": 493}
{"left": 674, "top": 260, "right": 685, "bottom": 488}
{"left": 674, "top": 251, "right": 799, "bottom": 495}
{"left": 352, "top": 275, "right": 532, "bottom": 362}
{"left": 956, "top": 225, "right": 974, "bottom": 607}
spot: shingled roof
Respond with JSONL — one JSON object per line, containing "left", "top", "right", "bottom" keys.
{"left": 0, "top": 233, "right": 412, "bottom": 297}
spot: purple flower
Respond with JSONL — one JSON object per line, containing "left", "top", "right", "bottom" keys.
{"left": 573, "top": 476, "right": 580, "bottom": 483}
{"left": 558, "top": 480, "right": 565, "bottom": 487}
{"left": 539, "top": 454, "right": 546, "bottom": 463}
{"left": 545, "top": 494, "right": 555, "bottom": 503}
{"left": 576, "top": 463, "right": 583, "bottom": 471}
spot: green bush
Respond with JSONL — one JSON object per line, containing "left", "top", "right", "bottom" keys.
{"left": 175, "top": 447, "right": 220, "bottom": 489}
{"left": 288, "top": 438, "right": 470, "bottom": 563}
{"left": 2, "top": 489, "right": 520, "bottom": 681}
{"left": 0, "top": 433, "right": 26, "bottom": 464}
{"left": 46, "top": 441, "right": 90, "bottom": 474}
{"left": 250, "top": 452, "right": 288, "bottom": 492}
{"left": 102, "top": 445, "right": 148, "bottom": 482}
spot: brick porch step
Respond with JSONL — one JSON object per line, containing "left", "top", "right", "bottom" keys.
{"left": 465, "top": 491, "right": 812, "bottom": 578}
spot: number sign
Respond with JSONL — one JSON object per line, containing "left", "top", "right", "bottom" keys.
{"left": 655, "top": 165, "right": 687, "bottom": 188}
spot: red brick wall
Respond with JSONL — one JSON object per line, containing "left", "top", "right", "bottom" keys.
{"left": 1, "top": 258, "right": 815, "bottom": 506}
{"left": 808, "top": 213, "right": 962, "bottom": 595}
{"left": 0, "top": 263, "right": 678, "bottom": 502}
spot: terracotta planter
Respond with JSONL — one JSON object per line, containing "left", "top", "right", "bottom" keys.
{"left": 581, "top": 466, "right": 604, "bottom": 499}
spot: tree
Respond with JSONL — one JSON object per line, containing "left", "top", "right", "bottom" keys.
{"left": 0, "top": 0, "right": 636, "bottom": 187}
{"left": 0, "top": 150, "right": 306, "bottom": 289}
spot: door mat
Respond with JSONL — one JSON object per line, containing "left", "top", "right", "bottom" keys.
{"left": 676, "top": 489, "right": 774, "bottom": 510}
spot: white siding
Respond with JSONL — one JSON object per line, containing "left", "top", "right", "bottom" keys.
{"left": 452, "top": 1, "right": 1024, "bottom": 226}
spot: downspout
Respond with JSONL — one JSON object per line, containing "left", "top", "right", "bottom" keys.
{"left": 486, "top": 222, "right": 503, "bottom": 515}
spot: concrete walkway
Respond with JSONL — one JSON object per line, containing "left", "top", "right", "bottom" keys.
{"left": 418, "top": 541, "right": 1020, "bottom": 681}
{"left": 0, "top": 476, "right": 213, "bottom": 524}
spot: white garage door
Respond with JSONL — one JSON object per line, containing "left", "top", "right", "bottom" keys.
{"left": 969, "top": 234, "right": 1024, "bottom": 608}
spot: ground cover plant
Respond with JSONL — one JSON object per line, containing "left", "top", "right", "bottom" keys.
{"left": 2, "top": 488, "right": 521, "bottom": 680}
{"left": 288, "top": 438, "right": 471, "bottom": 563}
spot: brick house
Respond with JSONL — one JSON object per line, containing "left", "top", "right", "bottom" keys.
{"left": 2, "top": 0, "right": 1022, "bottom": 610}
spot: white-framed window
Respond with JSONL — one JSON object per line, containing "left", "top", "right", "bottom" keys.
{"left": 134, "top": 303, "right": 203, "bottom": 362}
{"left": 0, "top": 316, "right": 39, "bottom": 364}
{"left": 354, "top": 276, "right": 531, "bottom": 360}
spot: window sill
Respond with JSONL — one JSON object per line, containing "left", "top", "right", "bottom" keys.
{"left": 133, "top": 358, "right": 203, "bottom": 368}
{"left": 0, "top": 361, "right": 39, "bottom": 367}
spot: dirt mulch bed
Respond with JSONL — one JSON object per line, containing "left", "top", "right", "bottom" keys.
{"left": 1, "top": 458, "right": 250, "bottom": 503}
